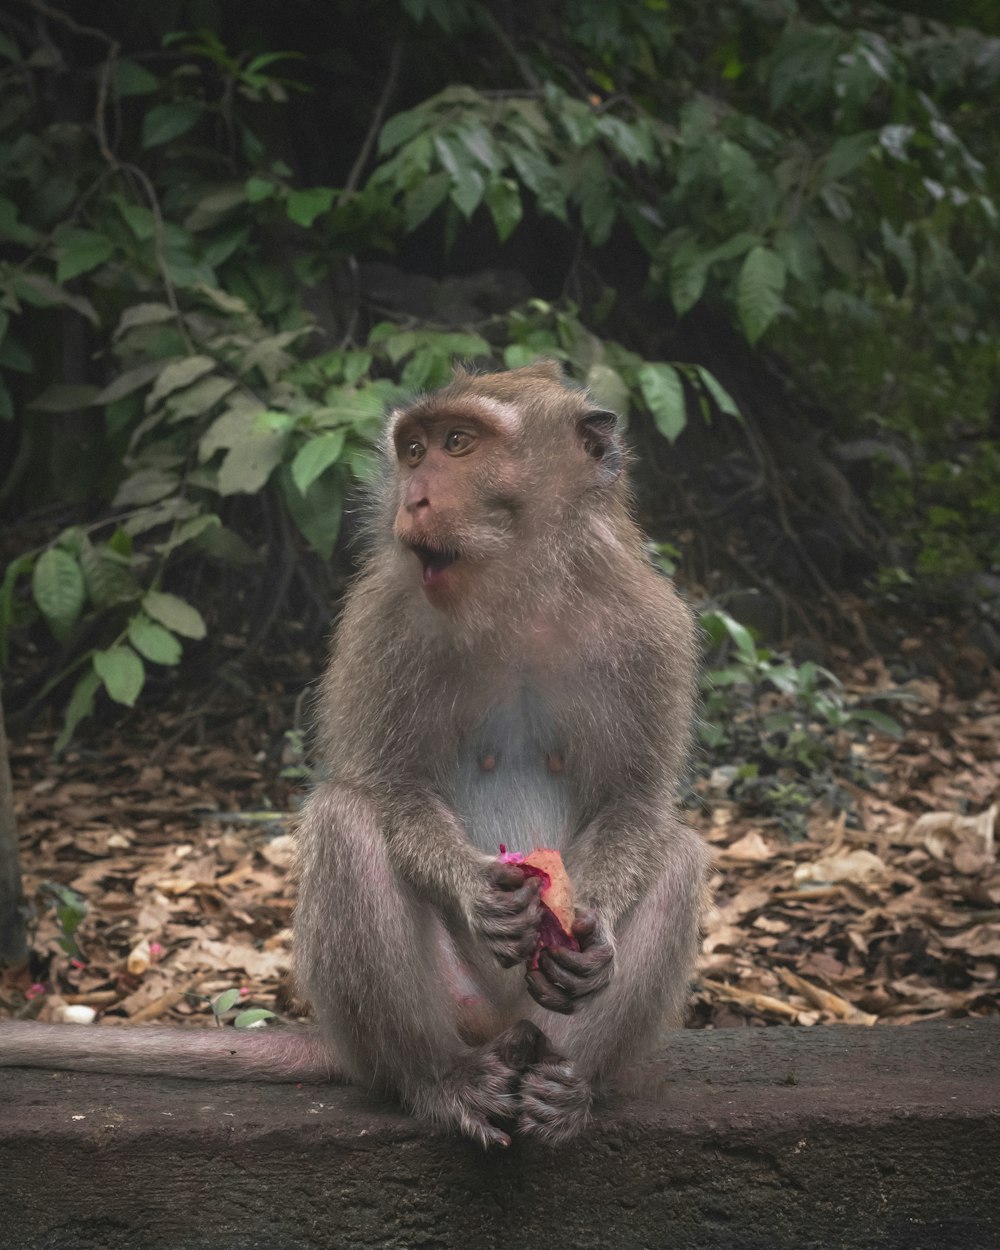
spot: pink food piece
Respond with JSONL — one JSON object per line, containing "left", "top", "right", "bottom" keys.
{"left": 498, "top": 845, "right": 580, "bottom": 968}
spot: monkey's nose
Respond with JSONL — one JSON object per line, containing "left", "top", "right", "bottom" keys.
{"left": 405, "top": 495, "right": 431, "bottom": 515}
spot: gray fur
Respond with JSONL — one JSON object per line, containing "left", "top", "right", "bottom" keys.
{"left": 0, "top": 364, "right": 708, "bottom": 1149}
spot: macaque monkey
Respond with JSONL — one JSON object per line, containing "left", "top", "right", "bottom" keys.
{"left": 0, "top": 362, "right": 707, "bottom": 1147}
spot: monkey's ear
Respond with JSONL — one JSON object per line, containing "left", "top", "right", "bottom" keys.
{"left": 577, "top": 410, "right": 624, "bottom": 484}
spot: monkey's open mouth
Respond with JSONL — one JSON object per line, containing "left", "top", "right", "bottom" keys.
{"left": 409, "top": 542, "right": 459, "bottom": 587}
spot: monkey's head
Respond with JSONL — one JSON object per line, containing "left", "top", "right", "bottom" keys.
{"left": 382, "top": 362, "right": 630, "bottom": 611}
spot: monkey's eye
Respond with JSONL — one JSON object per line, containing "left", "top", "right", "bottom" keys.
{"left": 404, "top": 439, "right": 425, "bottom": 466}
{"left": 444, "top": 429, "right": 475, "bottom": 455}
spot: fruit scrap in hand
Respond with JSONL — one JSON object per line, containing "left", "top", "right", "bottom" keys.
{"left": 499, "top": 846, "right": 580, "bottom": 965}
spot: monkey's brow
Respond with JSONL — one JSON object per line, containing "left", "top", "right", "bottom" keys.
{"left": 389, "top": 397, "right": 521, "bottom": 440}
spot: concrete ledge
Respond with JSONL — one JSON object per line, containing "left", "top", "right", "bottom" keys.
{"left": 2, "top": 1020, "right": 998, "bottom": 1250}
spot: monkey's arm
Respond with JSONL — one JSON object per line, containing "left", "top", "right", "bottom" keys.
{"left": 376, "top": 786, "right": 543, "bottom": 963}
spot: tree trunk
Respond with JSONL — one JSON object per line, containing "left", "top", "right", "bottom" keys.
{"left": 0, "top": 681, "right": 26, "bottom": 965}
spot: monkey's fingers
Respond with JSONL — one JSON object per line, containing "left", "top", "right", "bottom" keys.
{"left": 524, "top": 967, "right": 575, "bottom": 1014}
{"left": 479, "top": 901, "right": 542, "bottom": 967}
{"left": 490, "top": 878, "right": 542, "bottom": 915}
{"left": 478, "top": 896, "right": 542, "bottom": 936}
{"left": 491, "top": 1019, "right": 549, "bottom": 1072}
{"left": 486, "top": 862, "right": 536, "bottom": 892}
{"left": 544, "top": 940, "right": 613, "bottom": 977}
{"left": 464, "top": 1115, "right": 512, "bottom": 1150}
{"left": 518, "top": 1059, "right": 593, "bottom": 1145}
{"left": 571, "top": 908, "right": 600, "bottom": 944}
{"left": 536, "top": 947, "right": 613, "bottom": 999}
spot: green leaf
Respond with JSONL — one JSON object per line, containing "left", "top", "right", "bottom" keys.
{"left": 115, "top": 199, "right": 156, "bottom": 240}
{"left": 694, "top": 367, "right": 740, "bottom": 418}
{"left": 848, "top": 709, "right": 903, "bottom": 738}
{"left": 97, "top": 360, "right": 170, "bottom": 405}
{"left": 114, "top": 58, "right": 159, "bottom": 96}
{"left": 0, "top": 196, "right": 39, "bottom": 245}
{"left": 345, "top": 447, "right": 380, "bottom": 485}
{"left": 28, "top": 384, "right": 100, "bottom": 412}
{"left": 449, "top": 165, "right": 486, "bottom": 219}
{"left": 404, "top": 172, "right": 450, "bottom": 232}
{"left": 54, "top": 226, "right": 114, "bottom": 282}
{"left": 54, "top": 667, "right": 101, "bottom": 753}
{"left": 113, "top": 303, "right": 176, "bottom": 339}
{"left": 736, "top": 246, "right": 786, "bottom": 344}
{"left": 638, "top": 363, "right": 687, "bottom": 443}
{"left": 585, "top": 364, "right": 629, "bottom": 418}
{"left": 702, "top": 609, "right": 758, "bottom": 661}
{"left": 127, "top": 614, "right": 182, "bottom": 666}
{"left": 212, "top": 988, "right": 242, "bottom": 1016}
{"left": 379, "top": 107, "right": 431, "bottom": 155}
{"left": 669, "top": 245, "right": 709, "bottom": 316}
{"left": 166, "top": 375, "right": 235, "bottom": 421}
{"left": 12, "top": 273, "right": 98, "bottom": 325}
{"left": 281, "top": 466, "right": 342, "bottom": 559}
{"left": 152, "top": 514, "right": 222, "bottom": 555}
{"left": 141, "top": 101, "right": 203, "bottom": 149}
{"left": 143, "top": 591, "right": 207, "bottom": 640}
{"left": 504, "top": 344, "right": 546, "bottom": 370}
{"left": 217, "top": 428, "right": 289, "bottom": 495}
{"left": 286, "top": 187, "right": 335, "bottom": 227}
{"left": 234, "top": 1008, "right": 276, "bottom": 1028}
{"left": 508, "top": 148, "right": 568, "bottom": 221}
{"left": 195, "top": 524, "right": 261, "bottom": 565}
{"left": 291, "top": 431, "right": 347, "bottom": 496}
{"left": 147, "top": 356, "right": 216, "bottom": 408}
{"left": 94, "top": 645, "right": 145, "bottom": 707}
{"left": 184, "top": 184, "right": 246, "bottom": 231}
{"left": 823, "top": 131, "right": 877, "bottom": 184}
{"left": 245, "top": 176, "right": 276, "bottom": 203}
{"left": 79, "top": 541, "right": 139, "bottom": 608}
{"left": 32, "top": 548, "right": 84, "bottom": 639}
{"left": 0, "top": 553, "right": 33, "bottom": 665}
{"left": 112, "top": 469, "right": 179, "bottom": 507}
{"left": 484, "top": 177, "right": 523, "bottom": 243}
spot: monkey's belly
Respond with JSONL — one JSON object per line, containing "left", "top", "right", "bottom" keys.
{"left": 447, "top": 696, "right": 574, "bottom": 855}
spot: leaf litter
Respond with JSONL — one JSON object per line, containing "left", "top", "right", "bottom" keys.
{"left": 2, "top": 660, "right": 997, "bottom": 1036}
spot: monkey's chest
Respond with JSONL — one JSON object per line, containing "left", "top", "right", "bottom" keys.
{"left": 445, "top": 692, "right": 574, "bottom": 855}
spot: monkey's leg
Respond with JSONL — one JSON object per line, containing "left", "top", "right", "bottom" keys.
{"left": 518, "top": 820, "right": 708, "bottom": 1144}
{"left": 296, "top": 784, "right": 522, "bottom": 1147}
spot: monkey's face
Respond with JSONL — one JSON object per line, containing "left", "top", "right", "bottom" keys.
{"left": 390, "top": 402, "right": 521, "bottom": 603}
{"left": 386, "top": 366, "right": 628, "bottom": 611}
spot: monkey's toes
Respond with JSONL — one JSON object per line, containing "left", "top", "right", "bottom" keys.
{"left": 518, "top": 1058, "right": 593, "bottom": 1145}
{"left": 427, "top": 1044, "right": 523, "bottom": 1148}
{"left": 491, "top": 1019, "right": 549, "bottom": 1072}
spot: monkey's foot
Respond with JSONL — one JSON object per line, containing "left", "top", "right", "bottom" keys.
{"left": 518, "top": 1055, "right": 593, "bottom": 1144}
{"left": 419, "top": 1038, "right": 524, "bottom": 1149}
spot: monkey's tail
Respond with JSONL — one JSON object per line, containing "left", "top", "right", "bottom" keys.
{"left": 0, "top": 1020, "right": 336, "bottom": 1083}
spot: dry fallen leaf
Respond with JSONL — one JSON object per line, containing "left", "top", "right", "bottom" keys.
{"left": 775, "top": 967, "right": 878, "bottom": 1025}
{"left": 127, "top": 938, "right": 152, "bottom": 976}
{"left": 793, "top": 849, "right": 887, "bottom": 886}
{"left": 718, "top": 830, "right": 774, "bottom": 862}
{"left": 903, "top": 804, "right": 997, "bottom": 861}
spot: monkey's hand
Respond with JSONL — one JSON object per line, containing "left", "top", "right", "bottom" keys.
{"left": 526, "top": 909, "right": 614, "bottom": 1014}
{"left": 475, "top": 861, "right": 543, "bottom": 968}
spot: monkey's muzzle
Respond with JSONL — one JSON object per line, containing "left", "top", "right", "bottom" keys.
{"left": 409, "top": 541, "right": 460, "bottom": 587}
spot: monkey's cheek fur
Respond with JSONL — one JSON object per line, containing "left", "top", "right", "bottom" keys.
{"left": 497, "top": 846, "right": 580, "bottom": 969}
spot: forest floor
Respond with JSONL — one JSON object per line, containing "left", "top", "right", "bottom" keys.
{"left": 2, "top": 644, "right": 998, "bottom": 1037}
